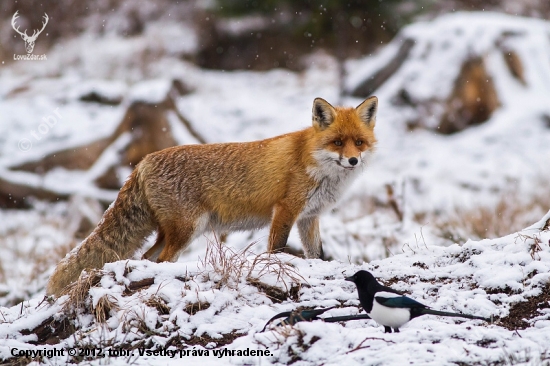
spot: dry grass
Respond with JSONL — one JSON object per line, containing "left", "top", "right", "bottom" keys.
{"left": 427, "top": 184, "right": 550, "bottom": 243}
{"left": 200, "top": 236, "right": 251, "bottom": 289}
{"left": 246, "top": 251, "right": 304, "bottom": 295}
{"left": 61, "top": 269, "right": 105, "bottom": 312}
{"left": 199, "top": 236, "right": 305, "bottom": 302}
{"left": 93, "top": 294, "right": 120, "bottom": 323}
{"left": 185, "top": 301, "right": 211, "bottom": 315}
{"left": 515, "top": 232, "right": 544, "bottom": 260}
{"left": 120, "top": 307, "right": 160, "bottom": 336}
{"left": 145, "top": 295, "right": 170, "bottom": 315}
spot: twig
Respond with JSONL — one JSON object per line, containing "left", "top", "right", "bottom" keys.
{"left": 347, "top": 336, "right": 396, "bottom": 354}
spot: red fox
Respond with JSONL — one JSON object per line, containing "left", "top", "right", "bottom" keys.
{"left": 47, "top": 97, "right": 378, "bottom": 296}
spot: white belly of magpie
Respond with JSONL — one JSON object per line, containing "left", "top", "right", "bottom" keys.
{"left": 369, "top": 300, "right": 411, "bottom": 329}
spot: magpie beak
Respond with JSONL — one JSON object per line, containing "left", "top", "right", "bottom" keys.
{"left": 345, "top": 270, "right": 491, "bottom": 333}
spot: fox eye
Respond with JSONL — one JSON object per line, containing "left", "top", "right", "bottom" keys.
{"left": 355, "top": 140, "right": 363, "bottom": 146}
{"left": 334, "top": 140, "right": 343, "bottom": 146}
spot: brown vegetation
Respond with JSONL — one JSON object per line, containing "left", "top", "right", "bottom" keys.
{"left": 427, "top": 181, "right": 550, "bottom": 243}
{"left": 503, "top": 50, "right": 526, "bottom": 85}
{"left": 439, "top": 58, "right": 500, "bottom": 134}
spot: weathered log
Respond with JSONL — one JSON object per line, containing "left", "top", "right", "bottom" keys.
{"left": 1, "top": 79, "right": 206, "bottom": 207}
{"left": 350, "top": 38, "right": 415, "bottom": 97}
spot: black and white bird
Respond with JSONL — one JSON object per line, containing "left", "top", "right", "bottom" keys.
{"left": 345, "top": 270, "right": 490, "bottom": 333}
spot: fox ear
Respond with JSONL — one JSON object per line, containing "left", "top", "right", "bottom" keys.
{"left": 356, "top": 96, "right": 378, "bottom": 127}
{"left": 312, "top": 98, "right": 336, "bottom": 130}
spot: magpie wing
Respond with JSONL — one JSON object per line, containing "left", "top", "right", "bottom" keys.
{"left": 375, "top": 292, "right": 426, "bottom": 309}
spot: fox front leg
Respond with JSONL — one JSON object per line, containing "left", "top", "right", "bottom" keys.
{"left": 297, "top": 216, "right": 323, "bottom": 259}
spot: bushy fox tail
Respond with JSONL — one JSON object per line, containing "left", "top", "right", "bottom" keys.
{"left": 46, "top": 165, "right": 157, "bottom": 297}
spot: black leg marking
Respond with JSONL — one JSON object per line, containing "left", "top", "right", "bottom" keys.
{"left": 384, "top": 326, "right": 392, "bottom": 333}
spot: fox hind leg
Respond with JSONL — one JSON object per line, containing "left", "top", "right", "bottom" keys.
{"left": 142, "top": 227, "right": 165, "bottom": 261}
{"left": 156, "top": 215, "right": 207, "bottom": 262}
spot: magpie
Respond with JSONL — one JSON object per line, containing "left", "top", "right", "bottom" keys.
{"left": 345, "top": 270, "right": 490, "bottom": 333}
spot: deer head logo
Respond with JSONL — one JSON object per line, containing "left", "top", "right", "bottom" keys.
{"left": 11, "top": 11, "right": 49, "bottom": 54}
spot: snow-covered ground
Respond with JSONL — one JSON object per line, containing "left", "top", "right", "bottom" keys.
{"left": 0, "top": 11, "right": 549, "bottom": 365}
{"left": 0, "top": 214, "right": 549, "bottom": 365}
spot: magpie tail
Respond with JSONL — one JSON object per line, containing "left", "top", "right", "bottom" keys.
{"left": 418, "top": 308, "right": 491, "bottom": 322}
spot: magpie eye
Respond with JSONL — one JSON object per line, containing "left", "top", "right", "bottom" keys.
{"left": 355, "top": 140, "right": 363, "bottom": 146}
{"left": 334, "top": 140, "right": 343, "bottom": 146}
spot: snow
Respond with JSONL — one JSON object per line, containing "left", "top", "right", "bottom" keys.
{"left": 1, "top": 11, "right": 550, "bottom": 366}
{"left": 3, "top": 221, "right": 549, "bottom": 364}
{"left": 128, "top": 79, "right": 174, "bottom": 104}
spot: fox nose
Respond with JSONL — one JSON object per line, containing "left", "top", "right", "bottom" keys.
{"left": 348, "top": 157, "right": 358, "bottom": 166}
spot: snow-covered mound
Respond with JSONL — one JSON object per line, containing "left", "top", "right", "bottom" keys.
{"left": 347, "top": 11, "right": 550, "bottom": 132}
{"left": 343, "top": 11, "right": 550, "bottom": 233}
{"left": 1, "top": 213, "right": 549, "bottom": 365}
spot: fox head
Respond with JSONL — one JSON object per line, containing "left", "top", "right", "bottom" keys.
{"left": 311, "top": 96, "right": 378, "bottom": 171}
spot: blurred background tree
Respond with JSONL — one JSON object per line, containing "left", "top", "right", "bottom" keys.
{"left": 198, "top": 0, "right": 418, "bottom": 70}
{"left": 1, "top": 0, "right": 549, "bottom": 70}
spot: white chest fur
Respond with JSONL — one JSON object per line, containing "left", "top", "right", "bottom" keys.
{"left": 301, "top": 159, "right": 360, "bottom": 218}
{"left": 300, "top": 175, "right": 348, "bottom": 217}
{"left": 368, "top": 292, "right": 411, "bottom": 329}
